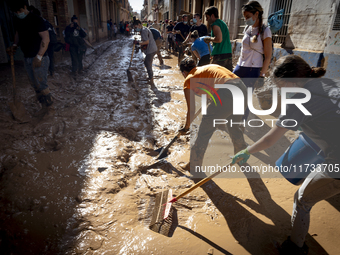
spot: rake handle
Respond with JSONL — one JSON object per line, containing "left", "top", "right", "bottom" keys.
{"left": 206, "top": 41, "right": 212, "bottom": 60}
{"left": 178, "top": 31, "right": 186, "bottom": 41}
{"left": 173, "top": 158, "right": 242, "bottom": 201}
{"left": 129, "top": 43, "right": 135, "bottom": 68}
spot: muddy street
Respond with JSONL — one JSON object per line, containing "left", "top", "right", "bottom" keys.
{"left": 0, "top": 36, "right": 340, "bottom": 255}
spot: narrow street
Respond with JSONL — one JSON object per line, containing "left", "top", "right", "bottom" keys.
{"left": 0, "top": 35, "right": 339, "bottom": 255}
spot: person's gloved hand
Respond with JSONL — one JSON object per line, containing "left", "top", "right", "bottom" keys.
{"left": 254, "top": 76, "right": 265, "bottom": 89}
{"left": 6, "top": 45, "right": 18, "bottom": 55}
{"left": 232, "top": 147, "right": 251, "bottom": 165}
{"left": 133, "top": 40, "right": 140, "bottom": 45}
{"left": 203, "top": 37, "right": 213, "bottom": 43}
{"left": 32, "top": 55, "right": 42, "bottom": 68}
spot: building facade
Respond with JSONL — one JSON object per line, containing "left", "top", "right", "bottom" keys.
{"left": 151, "top": 0, "right": 340, "bottom": 79}
{"left": 0, "top": 0, "right": 133, "bottom": 63}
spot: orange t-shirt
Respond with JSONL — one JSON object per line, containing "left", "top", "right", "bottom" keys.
{"left": 183, "top": 64, "right": 239, "bottom": 96}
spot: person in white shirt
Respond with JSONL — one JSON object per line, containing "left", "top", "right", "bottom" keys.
{"left": 233, "top": 1, "right": 272, "bottom": 121}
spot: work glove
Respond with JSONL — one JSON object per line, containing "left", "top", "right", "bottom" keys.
{"left": 32, "top": 55, "right": 43, "bottom": 68}
{"left": 254, "top": 76, "right": 265, "bottom": 89}
{"left": 203, "top": 37, "right": 213, "bottom": 43}
{"left": 133, "top": 40, "right": 140, "bottom": 45}
{"left": 232, "top": 147, "right": 251, "bottom": 165}
{"left": 6, "top": 45, "right": 18, "bottom": 55}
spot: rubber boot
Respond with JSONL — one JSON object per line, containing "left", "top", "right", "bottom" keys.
{"left": 34, "top": 88, "right": 54, "bottom": 117}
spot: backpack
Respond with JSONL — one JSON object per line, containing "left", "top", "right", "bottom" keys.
{"left": 268, "top": 9, "right": 284, "bottom": 34}
{"left": 149, "top": 28, "right": 161, "bottom": 40}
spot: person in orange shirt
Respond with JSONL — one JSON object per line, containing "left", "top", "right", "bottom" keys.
{"left": 179, "top": 57, "right": 248, "bottom": 173}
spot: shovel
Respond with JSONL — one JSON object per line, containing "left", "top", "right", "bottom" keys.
{"left": 127, "top": 43, "right": 135, "bottom": 82}
{"left": 149, "top": 158, "right": 242, "bottom": 236}
{"left": 155, "top": 108, "right": 201, "bottom": 160}
{"left": 8, "top": 52, "right": 30, "bottom": 123}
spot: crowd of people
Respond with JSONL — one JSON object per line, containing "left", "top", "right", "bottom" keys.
{"left": 5, "top": 0, "right": 340, "bottom": 254}
{"left": 133, "top": 4, "right": 340, "bottom": 255}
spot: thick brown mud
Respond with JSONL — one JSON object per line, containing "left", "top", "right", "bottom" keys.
{"left": 0, "top": 36, "right": 339, "bottom": 255}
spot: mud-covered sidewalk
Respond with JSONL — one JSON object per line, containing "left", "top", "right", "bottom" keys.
{"left": 0, "top": 36, "right": 339, "bottom": 255}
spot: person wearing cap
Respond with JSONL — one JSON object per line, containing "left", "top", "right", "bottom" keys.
{"left": 133, "top": 19, "right": 158, "bottom": 85}
{"left": 173, "top": 14, "right": 190, "bottom": 65}
{"left": 204, "top": 6, "right": 233, "bottom": 71}
{"left": 65, "top": 15, "right": 87, "bottom": 76}
{"left": 7, "top": 0, "right": 54, "bottom": 115}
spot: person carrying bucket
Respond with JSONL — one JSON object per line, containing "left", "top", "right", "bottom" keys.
{"left": 231, "top": 55, "right": 340, "bottom": 255}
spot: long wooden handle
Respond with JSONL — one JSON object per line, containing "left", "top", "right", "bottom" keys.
{"left": 10, "top": 53, "right": 16, "bottom": 102}
{"left": 130, "top": 43, "right": 135, "bottom": 63}
{"left": 179, "top": 32, "right": 186, "bottom": 41}
{"left": 174, "top": 158, "right": 241, "bottom": 201}
{"left": 206, "top": 42, "right": 212, "bottom": 59}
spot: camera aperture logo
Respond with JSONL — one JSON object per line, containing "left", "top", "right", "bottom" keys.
{"left": 196, "top": 82, "right": 223, "bottom": 108}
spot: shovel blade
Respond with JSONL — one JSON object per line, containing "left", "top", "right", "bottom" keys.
{"left": 8, "top": 101, "right": 30, "bottom": 123}
{"left": 127, "top": 69, "right": 134, "bottom": 82}
{"left": 156, "top": 147, "right": 169, "bottom": 160}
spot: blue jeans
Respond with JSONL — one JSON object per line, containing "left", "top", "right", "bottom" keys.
{"left": 291, "top": 169, "right": 340, "bottom": 247}
{"left": 233, "top": 64, "right": 261, "bottom": 120}
{"left": 24, "top": 56, "right": 50, "bottom": 93}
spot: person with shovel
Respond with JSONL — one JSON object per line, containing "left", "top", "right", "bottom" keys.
{"left": 190, "top": 30, "right": 213, "bottom": 66}
{"left": 231, "top": 55, "right": 340, "bottom": 255}
{"left": 173, "top": 14, "right": 190, "bottom": 65}
{"left": 133, "top": 19, "right": 157, "bottom": 85}
{"left": 8, "top": 0, "right": 53, "bottom": 115}
{"left": 179, "top": 57, "right": 248, "bottom": 173}
{"left": 203, "top": 6, "right": 233, "bottom": 71}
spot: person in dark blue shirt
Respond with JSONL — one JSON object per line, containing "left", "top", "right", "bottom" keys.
{"left": 173, "top": 14, "right": 190, "bottom": 65}
{"left": 190, "top": 13, "right": 208, "bottom": 37}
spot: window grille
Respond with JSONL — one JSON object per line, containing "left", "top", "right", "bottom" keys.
{"left": 333, "top": 3, "right": 340, "bottom": 30}
{"left": 271, "top": 0, "right": 293, "bottom": 44}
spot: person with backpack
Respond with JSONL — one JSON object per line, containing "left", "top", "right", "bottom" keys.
{"left": 133, "top": 20, "right": 157, "bottom": 85}
{"left": 149, "top": 27, "right": 164, "bottom": 66}
{"left": 232, "top": 54, "right": 340, "bottom": 255}
{"left": 233, "top": 1, "right": 272, "bottom": 122}
{"left": 65, "top": 15, "right": 87, "bottom": 76}
{"left": 29, "top": 6, "right": 57, "bottom": 77}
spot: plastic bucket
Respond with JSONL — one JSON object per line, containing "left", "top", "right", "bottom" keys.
{"left": 275, "top": 133, "right": 325, "bottom": 185}
{"left": 255, "top": 89, "right": 281, "bottom": 111}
